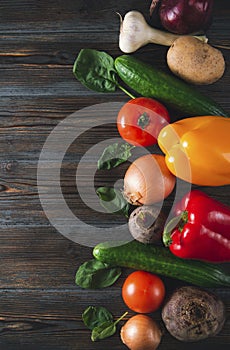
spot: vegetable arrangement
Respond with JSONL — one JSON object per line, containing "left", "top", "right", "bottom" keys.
{"left": 73, "top": 49, "right": 228, "bottom": 117}
{"left": 114, "top": 55, "right": 228, "bottom": 115}
{"left": 73, "top": 2, "right": 230, "bottom": 348}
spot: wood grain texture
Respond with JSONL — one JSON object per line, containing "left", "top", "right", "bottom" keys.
{"left": 0, "top": 0, "right": 229, "bottom": 349}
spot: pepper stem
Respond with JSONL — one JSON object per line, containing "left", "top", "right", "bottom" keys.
{"left": 163, "top": 211, "right": 188, "bottom": 247}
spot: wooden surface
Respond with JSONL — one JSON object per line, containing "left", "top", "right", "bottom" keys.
{"left": 0, "top": 1, "right": 229, "bottom": 349}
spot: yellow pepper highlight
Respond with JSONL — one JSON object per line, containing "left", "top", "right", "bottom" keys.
{"left": 158, "top": 116, "right": 230, "bottom": 186}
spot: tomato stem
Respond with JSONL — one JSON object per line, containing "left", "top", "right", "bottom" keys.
{"left": 137, "top": 112, "right": 150, "bottom": 129}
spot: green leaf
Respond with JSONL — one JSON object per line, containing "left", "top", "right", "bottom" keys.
{"left": 91, "top": 311, "right": 128, "bottom": 341}
{"left": 73, "top": 49, "right": 118, "bottom": 93}
{"left": 82, "top": 306, "right": 113, "bottom": 330}
{"left": 96, "top": 187, "right": 130, "bottom": 218}
{"left": 97, "top": 142, "right": 135, "bottom": 170}
{"left": 91, "top": 321, "right": 116, "bottom": 341}
{"left": 75, "top": 259, "right": 122, "bottom": 289}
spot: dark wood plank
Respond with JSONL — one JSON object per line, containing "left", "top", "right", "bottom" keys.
{"left": 0, "top": 63, "right": 229, "bottom": 105}
{"left": 0, "top": 0, "right": 229, "bottom": 37}
{"left": 0, "top": 288, "right": 229, "bottom": 350}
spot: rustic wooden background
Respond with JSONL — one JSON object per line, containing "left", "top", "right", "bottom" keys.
{"left": 0, "top": 1, "right": 229, "bottom": 349}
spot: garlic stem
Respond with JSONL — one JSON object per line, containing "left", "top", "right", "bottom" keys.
{"left": 146, "top": 26, "right": 183, "bottom": 46}
{"left": 119, "top": 11, "right": 208, "bottom": 53}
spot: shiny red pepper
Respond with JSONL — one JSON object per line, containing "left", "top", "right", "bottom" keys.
{"left": 163, "top": 190, "right": 230, "bottom": 263}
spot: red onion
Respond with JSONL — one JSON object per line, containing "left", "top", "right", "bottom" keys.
{"left": 150, "top": 0, "right": 214, "bottom": 35}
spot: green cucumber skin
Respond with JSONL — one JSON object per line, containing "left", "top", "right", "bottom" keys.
{"left": 115, "top": 55, "right": 229, "bottom": 118}
{"left": 93, "top": 241, "right": 230, "bottom": 288}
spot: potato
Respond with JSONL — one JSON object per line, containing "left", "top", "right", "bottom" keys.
{"left": 167, "top": 36, "right": 225, "bottom": 85}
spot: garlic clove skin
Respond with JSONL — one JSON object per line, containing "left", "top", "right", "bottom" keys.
{"left": 119, "top": 11, "right": 151, "bottom": 53}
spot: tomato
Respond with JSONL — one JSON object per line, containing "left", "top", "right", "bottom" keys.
{"left": 122, "top": 270, "right": 165, "bottom": 313}
{"left": 117, "top": 97, "right": 170, "bottom": 147}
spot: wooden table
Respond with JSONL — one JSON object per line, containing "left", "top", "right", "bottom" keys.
{"left": 0, "top": 1, "right": 229, "bottom": 349}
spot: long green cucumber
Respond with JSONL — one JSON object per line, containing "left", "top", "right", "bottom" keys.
{"left": 115, "top": 55, "right": 229, "bottom": 117}
{"left": 93, "top": 240, "right": 230, "bottom": 288}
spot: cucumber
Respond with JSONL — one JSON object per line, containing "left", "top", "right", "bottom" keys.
{"left": 93, "top": 240, "right": 230, "bottom": 288}
{"left": 115, "top": 55, "right": 229, "bottom": 117}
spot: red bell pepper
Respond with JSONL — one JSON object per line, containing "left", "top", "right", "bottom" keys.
{"left": 163, "top": 190, "right": 230, "bottom": 263}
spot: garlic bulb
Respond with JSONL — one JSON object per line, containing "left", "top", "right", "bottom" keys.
{"left": 119, "top": 11, "right": 207, "bottom": 53}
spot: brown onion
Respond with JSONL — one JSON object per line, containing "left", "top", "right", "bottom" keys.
{"left": 123, "top": 154, "right": 175, "bottom": 205}
{"left": 121, "top": 314, "right": 162, "bottom": 350}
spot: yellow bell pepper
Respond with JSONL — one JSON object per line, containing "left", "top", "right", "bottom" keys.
{"left": 158, "top": 116, "right": 230, "bottom": 186}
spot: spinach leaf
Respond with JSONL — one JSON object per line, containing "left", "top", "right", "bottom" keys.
{"left": 73, "top": 49, "right": 118, "bottom": 93}
{"left": 91, "top": 321, "right": 116, "bottom": 341}
{"left": 96, "top": 187, "right": 130, "bottom": 218}
{"left": 82, "top": 306, "right": 113, "bottom": 330}
{"left": 98, "top": 142, "right": 135, "bottom": 170}
{"left": 91, "top": 311, "right": 128, "bottom": 342}
{"left": 75, "top": 259, "right": 121, "bottom": 289}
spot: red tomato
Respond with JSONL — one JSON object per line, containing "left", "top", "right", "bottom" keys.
{"left": 122, "top": 271, "right": 165, "bottom": 313}
{"left": 117, "top": 97, "right": 170, "bottom": 147}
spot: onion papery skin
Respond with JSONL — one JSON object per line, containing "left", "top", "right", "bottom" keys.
{"left": 121, "top": 314, "right": 162, "bottom": 350}
{"left": 123, "top": 154, "right": 176, "bottom": 205}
